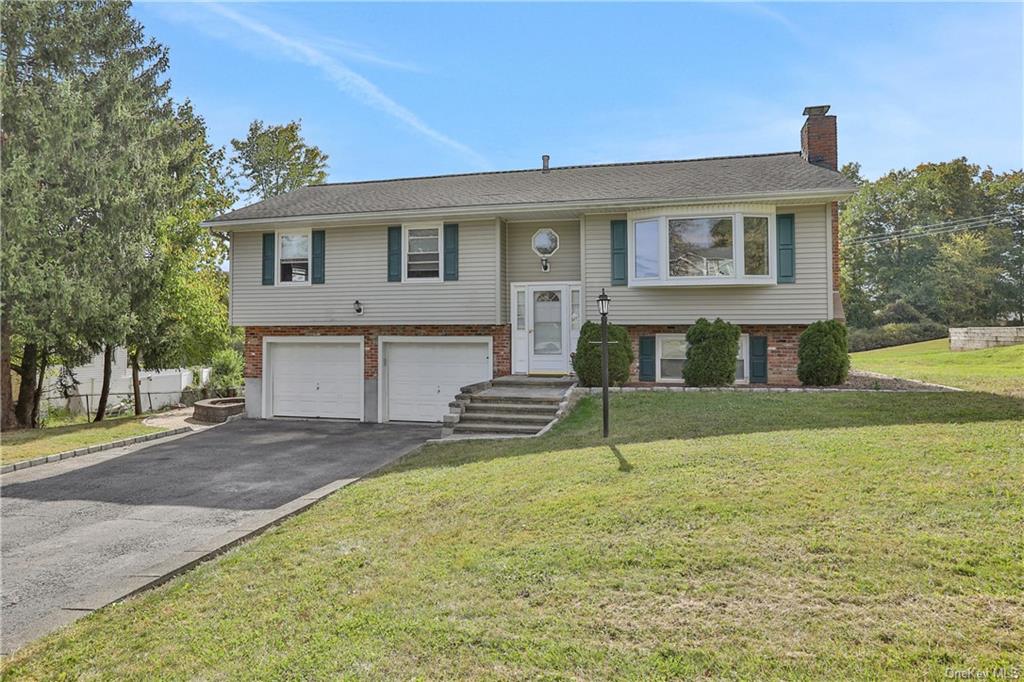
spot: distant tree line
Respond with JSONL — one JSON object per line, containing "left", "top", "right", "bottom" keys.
{"left": 839, "top": 159, "right": 1023, "bottom": 349}
{"left": 1, "top": 1, "right": 328, "bottom": 430}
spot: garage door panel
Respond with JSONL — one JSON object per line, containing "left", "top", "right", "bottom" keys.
{"left": 386, "top": 341, "right": 491, "bottom": 422}
{"left": 270, "top": 342, "right": 362, "bottom": 419}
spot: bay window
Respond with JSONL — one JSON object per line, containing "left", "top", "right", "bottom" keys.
{"left": 629, "top": 212, "right": 775, "bottom": 285}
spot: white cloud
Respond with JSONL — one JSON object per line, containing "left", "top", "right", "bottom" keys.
{"left": 204, "top": 3, "right": 488, "bottom": 168}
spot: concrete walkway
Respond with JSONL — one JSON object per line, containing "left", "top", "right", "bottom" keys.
{"left": 1, "top": 419, "right": 438, "bottom": 655}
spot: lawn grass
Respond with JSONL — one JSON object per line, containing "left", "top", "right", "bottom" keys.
{"left": 0, "top": 416, "right": 165, "bottom": 465}
{"left": 3, "top": 391, "right": 1023, "bottom": 679}
{"left": 852, "top": 338, "right": 1024, "bottom": 397}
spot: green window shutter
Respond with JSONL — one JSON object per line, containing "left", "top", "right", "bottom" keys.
{"left": 311, "top": 230, "right": 325, "bottom": 284}
{"left": 776, "top": 214, "right": 795, "bottom": 283}
{"left": 638, "top": 336, "right": 656, "bottom": 382}
{"left": 611, "top": 219, "right": 627, "bottom": 286}
{"left": 750, "top": 335, "right": 768, "bottom": 384}
{"left": 387, "top": 226, "right": 402, "bottom": 282}
{"left": 262, "top": 232, "right": 275, "bottom": 285}
{"left": 443, "top": 223, "right": 459, "bottom": 281}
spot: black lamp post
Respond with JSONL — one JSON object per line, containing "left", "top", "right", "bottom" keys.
{"left": 597, "top": 288, "right": 611, "bottom": 438}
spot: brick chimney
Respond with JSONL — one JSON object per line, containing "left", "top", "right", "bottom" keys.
{"left": 800, "top": 105, "right": 837, "bottom": 170}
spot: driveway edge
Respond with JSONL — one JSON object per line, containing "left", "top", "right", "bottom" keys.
{"left": 57, "top": 437, "right": 430, "bottom": 621}
{"left": 1, "top": 426, "right": 193, "bottom": 475}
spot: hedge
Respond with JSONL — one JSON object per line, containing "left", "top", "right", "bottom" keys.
{"left": 848, "top": 321, "right": 948, "bottom": 352}
{"left": 683, "top": 318, "right": 741, "bottom": 386}
{"left": 572, "top": 320, "right": 634, "bottom": 387}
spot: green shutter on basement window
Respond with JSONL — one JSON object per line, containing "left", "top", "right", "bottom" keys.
{"left": 387, "top": 226, "right": 401, "bottom": 282}
{"left": 443, "top": 223, "right": 459, "bottom": 281}
{"left": 311, "top": 230, "right": 325, "bottom": 284}
{"left": 750, "top": 335, "right": 768, "bottom": 384}
{"left": 611, "top": 219, "right": 627, "bottom": 285}
{"left": 777, "top": 214, "right": 795, "bottom": 283}
{"left": 262, "top": 232, "right": 275, "bottom": 285}
{"left": 638, "top": 336, "right": 656, "bottom": 382}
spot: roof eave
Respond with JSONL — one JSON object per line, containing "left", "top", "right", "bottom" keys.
{"left": 202, "top": 187, "right": 857, "bottom": 231}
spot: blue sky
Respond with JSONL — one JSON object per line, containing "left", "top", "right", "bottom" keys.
{"left": 136, "top": 2, "right": 1023, "bottom": 183}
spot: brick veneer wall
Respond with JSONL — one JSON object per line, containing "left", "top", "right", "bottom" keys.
{"left": 624, "top": 324, "right": 808, "bottom": 385}
{"left": 245, "top": 325, "right": 511, "bottom": 380}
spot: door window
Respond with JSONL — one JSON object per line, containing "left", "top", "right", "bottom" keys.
{"left": 532, "top": 290, "right": 562, "bottom": 355}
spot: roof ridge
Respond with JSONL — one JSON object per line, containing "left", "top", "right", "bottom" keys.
{"left": 308, "top": 151, "right": 802, "bottom": 188}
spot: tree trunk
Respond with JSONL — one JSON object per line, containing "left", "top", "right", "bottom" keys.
{"left": 14, "top": 343, "right": 38, "bottom": 428}
{"left": 1, "top": 313, "right": 16, "bottom": 431}
{"left": 31, "top": 348, "right": 49, "bottom": 428}
{"left": 131, "top": 350, "right": 142, "bottom": 416}
{"left": 93, "top": 344, "right": 113, "bottom": 422}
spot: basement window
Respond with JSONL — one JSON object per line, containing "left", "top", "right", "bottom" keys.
{"left": 655, "top": 334, "right": 750, "bottom": 383}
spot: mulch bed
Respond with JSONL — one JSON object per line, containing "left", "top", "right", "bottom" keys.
{"left": 619, "top": 370, "right": 955, "bottom": 392}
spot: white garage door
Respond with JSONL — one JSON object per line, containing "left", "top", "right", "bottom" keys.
{"left": 385, "top": 340, "right": 491, "bottom": 422}
{"left": 269, "top": 341, "right": 362, "bottom": 419}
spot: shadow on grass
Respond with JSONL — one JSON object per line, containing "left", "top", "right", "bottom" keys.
{"left": 385, "top": 390, "right": 1024, "bottom": 475}
{"left": 610, "top": 444, "right": 632, "bottom": 473}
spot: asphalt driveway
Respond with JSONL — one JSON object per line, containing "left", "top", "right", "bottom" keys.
{"left": 1, "top": 419, "right": 439, "bottom": 655}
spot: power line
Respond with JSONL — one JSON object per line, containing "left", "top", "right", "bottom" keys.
{"left": 842, "top": 212, "right": 1020, "bottom": 247}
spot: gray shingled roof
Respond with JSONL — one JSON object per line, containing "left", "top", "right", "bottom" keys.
{"left": 208, "top": 152, "right": 856, "bottom": 224}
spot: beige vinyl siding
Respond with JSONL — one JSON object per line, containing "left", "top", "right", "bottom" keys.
{"left": 231, "top": 221, "right": 499, "bottom": 326}
{"left": 582, "top": 204, "right": 830, "bottom": 324}
{"left": 505, "top": 220, "right": 582, "bottom": 284}
{"left": 499, "top": 220, "right": 509, "bottom": 325}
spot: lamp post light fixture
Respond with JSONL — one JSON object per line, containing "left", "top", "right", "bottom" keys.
{"left": 597, "top": 288, "right": 611, "bottom": 438}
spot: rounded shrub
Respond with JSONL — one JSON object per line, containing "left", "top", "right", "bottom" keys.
{"left": 572, "top": 320, "right": 634, "bottom": 387}
{"left": 683, "top": 318, "right": 741, "bottom": 386}
{"left": 797, "top": 320, "right": 850, "bottom": 385}
{"left": 209, "top": 348, "right": 244, "bottom": 395}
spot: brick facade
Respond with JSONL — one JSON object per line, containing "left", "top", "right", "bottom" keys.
{"left": 624, "top": 324, "right": 808, "bottom": 385}
{"left": 244, "top": 325, "right": 511, "bottom": 380}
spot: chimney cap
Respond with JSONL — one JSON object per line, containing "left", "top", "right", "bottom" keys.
{"left": 803, "top": 105, "right": 831, "bottom": 117}
{"left": 542, "top": 154, "right": 550, "bottom": 171}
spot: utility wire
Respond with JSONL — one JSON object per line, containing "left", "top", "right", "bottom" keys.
{"left": 842, "top": 211, "right": 1020, "bottom": 246}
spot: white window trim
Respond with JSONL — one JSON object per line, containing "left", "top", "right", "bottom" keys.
{"left": 401, "top": 222, "right": 445, "bottom": 283}
{"left": 628, "top": 212, "right": 777, "bottom": 287}
{"left": 276, "top": 227, "right": 312, "bottom": 287}
{"left": 655, "top": 333, "right": 750, "bottom": 384}
{"left": 531, "top": 228, "right": 560, "bottom": 258}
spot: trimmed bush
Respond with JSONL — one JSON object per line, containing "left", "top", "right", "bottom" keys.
{"left": 683, "top": 318, "right": 741, "bottom": 386}
{"left": 848, "top": 321, "right": 948, "bottom": 352}
{"left": 797, "top": 320, "right": 850, "bottom": 386}
{"left": 209, "top": 349, "right": 244, "bottom": 394}
{"left": 573, "top": 320, "right": 634, "bottom": 387}
{"left": 874, "top": 300, "right": 926, "bottom": 326}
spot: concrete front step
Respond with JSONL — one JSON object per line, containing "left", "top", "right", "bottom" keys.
{"left": 459, "top": 411, "right": 553, "bottom": 426}
{"left": 491, "top": 376, "right": 575, "bottom": 388}
{"left": 466, "top": 394, "right": 564, "bottom": 405}
{"left": 463, "top": 403, "right": 558, "bottom": 416}
{"left": 453, "top": 421, "right": 543, "bottom": 435}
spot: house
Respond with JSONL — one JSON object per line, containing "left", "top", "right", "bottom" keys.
{"left": 203, "top": 105, "right": 857, "bottom": 424}
{"left": 43, "top": 348, "right": 211, "bottom": 416}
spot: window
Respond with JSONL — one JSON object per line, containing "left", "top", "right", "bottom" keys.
{"left": 629, "top": 213, "right": 774, "bottom": 285}
{"left": 404, "top": 225, "right": 441, "bottom": 280}
{"left": 516, "top": 290, "right": 526, "bottom": 330}
{"left": 570, "top": 288, "right": 581, "bottom": 330}
{"left": 656, "top": 333, "right": 750, "bottom": 383}
{"left": 531, "top": 228, "right": 559, "bottom": 257}
{"left": 634, "top": 219, "right": 660, "bottom": 278}
{"left": 743, "top": 217, "right": 769, "bottom": 276}
{"left": 278, "top": 231, "right": 310, "bottom": 284}
{"left": 669, "top": 217, "right": 734, "bottom": 277}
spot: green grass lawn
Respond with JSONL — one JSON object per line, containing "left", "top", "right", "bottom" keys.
{"left": 1, "top": 416, "right": 165, "bottom": 465}
{"left": 852, "top": 338, "right": 1024, "bottom": 397}
{"left": 4, "top": 391, "right": 1023, "bottom": 679}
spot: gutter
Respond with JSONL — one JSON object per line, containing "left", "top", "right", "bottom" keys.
{"left": 201, "top": 187, "right": 856, "bottom": 231}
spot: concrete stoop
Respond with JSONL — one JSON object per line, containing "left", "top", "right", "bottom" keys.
{"left": 443, "top": 376, "right": 576, "bottom": 438}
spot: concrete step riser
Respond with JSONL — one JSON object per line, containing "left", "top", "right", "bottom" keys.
{"left": 453, "top": 423, "right": 542, "bottom": 435}
{"left": 469, "top": 397, "right": 563, "bottom": 406}
{"left": 464, "top": 405, "right": 558, "bottom": 416}
{"left": 460, "top": 411, "right": 552, "bottom": 421}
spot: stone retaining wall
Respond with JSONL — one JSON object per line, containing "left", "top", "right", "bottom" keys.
{"left": 949, "top": 327, "right": 1024, "bottom": 351}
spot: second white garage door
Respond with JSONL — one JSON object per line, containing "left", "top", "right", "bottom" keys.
{"left": 268, "top": 341, "right": 363, "bottom": 419}
{"left": 383, "top": 339, "right": 492, "bottom": 422}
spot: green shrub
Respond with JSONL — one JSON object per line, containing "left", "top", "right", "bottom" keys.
{"left": 797, "top": 320, "right": 850, "bottom": 385}
{"left": 572, "top": 320, "right": 634, "bottom": 387}
{"left": 848, "top": 321, "right": 948, "bottom": 352}
{"left": 683, "top": 318, "right": 741, "bottom": 386}
{"left": 209, "top": 349, "right": 244, "bottom": 394}
{"left": 874, "top": 300, "right": 926, "bottom": 326}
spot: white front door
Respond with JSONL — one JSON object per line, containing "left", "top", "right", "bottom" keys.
{"left": 511, "top": 282, "right": 581, "bottom": 375}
